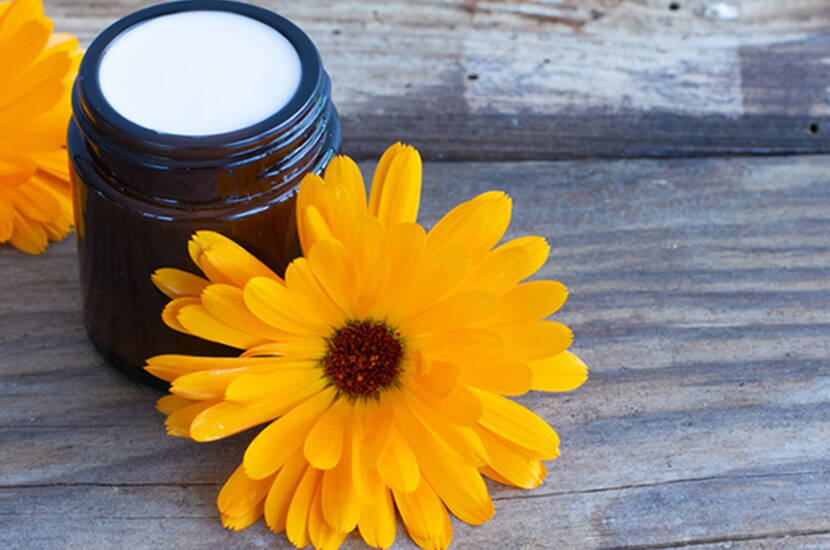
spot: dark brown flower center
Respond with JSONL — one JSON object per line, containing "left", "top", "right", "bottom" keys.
{"left": 323, "top": 320, "right": 404, "bottom": 397}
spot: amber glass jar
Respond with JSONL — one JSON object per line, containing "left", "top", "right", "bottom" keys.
{"left": 69, "top": 1, "right": 340, "bottom": 387}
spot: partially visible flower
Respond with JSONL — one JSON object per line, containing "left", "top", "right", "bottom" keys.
{"left": 147, "top": 143, "right": 588, "bottom": 550}
{"left": 0, "top": 0, "right": 82, "bottom": 254}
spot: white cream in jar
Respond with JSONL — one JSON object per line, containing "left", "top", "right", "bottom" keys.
{"left": 98, "top": 10, "right": 302, "bottom": 135}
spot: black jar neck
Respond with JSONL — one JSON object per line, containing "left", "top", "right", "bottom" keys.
{"left": 71, "top": 0, "right": 336, "bottom": 207}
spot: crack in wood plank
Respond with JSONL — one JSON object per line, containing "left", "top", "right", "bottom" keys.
{"left": 3, "top": 468, "right": 828, "bottom": 500}
{"left": 0, "top": 482, "right": 221, "bottom": 489}
{"left": 491, "top": 468, "right": 830, "bottom": 502}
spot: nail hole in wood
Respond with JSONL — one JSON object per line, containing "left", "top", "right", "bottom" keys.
{"left": 669, "top": 2, "right": 680, "bottom": 10}
{"left": 467, "top": 73, "right": 479, "bottom": 81}
{"left": 810, "top": 123, "right": 820, "bottom": 134}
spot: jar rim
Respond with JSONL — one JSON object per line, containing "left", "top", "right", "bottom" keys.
{"left": 74, "top": 0, "right": 324, "bottom": 161}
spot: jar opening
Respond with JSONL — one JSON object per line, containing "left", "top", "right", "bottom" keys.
{"left": 98, "top": 10, "right": 302, "bottom": 137}
{"left": 74, "top": 0, "right": 325, "bottom": 160}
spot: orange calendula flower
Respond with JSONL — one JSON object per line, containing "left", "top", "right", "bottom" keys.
{"left": 0, "top": 0, "right": 82, "bottom": 254}
{"left": 147, "top": 143, "right": 588, "bottom": 550}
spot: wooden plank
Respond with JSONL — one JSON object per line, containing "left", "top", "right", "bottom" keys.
{"left": 41, "top": 0, "right": 830, "bottom": 160}
{"left": 2, "top": 472, "right": 829, "bottom": 549}
{"left": 2, "top": 155, "right": 829, "bottom": 547}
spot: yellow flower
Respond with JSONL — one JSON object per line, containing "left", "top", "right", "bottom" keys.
{"left": 0, "top": 0, "right": 82, "bottom": 254}
{"left": 147, "top": 143, "right": 588, "bottom": 550}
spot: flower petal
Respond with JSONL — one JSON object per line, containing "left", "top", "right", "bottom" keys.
{"left": 10, "top": 105, "right": 73, "bottom": 153}
{"left": 169, "top": 366, "right": 251, "bottom": 400}
{"left": 308, "top": 488, "right": 348, "bottom": 550}
{"left": 474, "top": 389, "right": 560, "bottom": 460}
{"left": 264, "top": 451, "right": 308, "bottom": 533}
{"left": 244, "top": 387, "right": 336, "bottom": 479}
{"left": 285, "top": 464, "right": 322, "bottom": 548}
{"left": 494, "top": 280, "right": 568, "bottom": 324}
{"left": 376, "top": 222, "right": 426, "bottom": 318}
{"left": 497, "top": 320, "right": 573, "bottom": 361}
{"left": 0, "top": 153, "right": 35, "bottom": 186}
{"left": 284, "top": 257, "right": 347, "bottom": 331}
{"left": 0, "top": 198, "right": 16, "bottom": 241}
{"left": 402, "top": 291, "right": 497, "bottom": 336}
{"left": 145, "top": 354, "right": 279, "bottom": 382}
{"left": 155, "top": 394, "right": 194, "bottom": 416}
{"left": 298, "top": 204, "right": 333, "bottom": 253}
{"left": 419, "top": 456, "right": 493, "bottom": 527}
{"left": 359, "top": 395, "right": 394, "bottom": 466}
{"left": 393, "top": 480, "right": 453, "bottom": 550}
{"left": 386, "top": 245, "right": 472, "bottom": 326}
{"left": 0, "top": 15, "right": 52, "bottom": 85}
{"left": 350, "top": 420, "right": 386, "bottom": 504}
{"left": 165, "top": 361, "right": 308, "bottom": 402}
{"left": 177, "top": 304, "right": 265, "bottom": 349}
{"left": 241, "top": 337, "right": 327, "bottom": 361}
{"left": 354, "top": 256, "right": 388, "bottom": 319}
{"left": 31, "top": 149, "right": 70, "bottom": 180}
{"left": 224, "top": 367, "right": 323, "bottom": 404}
{"left": 369, "top": 143, "right": 422, "bottom": 227}
{"left": 418, "top": 328, "right": 503, "bottom": 362}
{"left": 0, "top": 77, "right": 64, "bottom": 127}
{"left": 303, "top": 395, "right": 350, "bottom": 470}
{"left": 243, "top": 276, "right": 328, "bottom": 336}
{"left": 0, "top": 0, "right": 44, "bottom": 36}
{"left": 376, "top": 428, "right": 420, "bottom": 493}
{"left": 160, "top": 297, "right": 200, "bottom": 334}
{"left": 189, "top": 398, "right": 296, "bottom": 442}
{"left": 466, "top": 236, "right": 550, "bottom": 295}
{"left": 307, "top": 238, "right": 356, "bottom": 315}
{"left": 426, "top": 191, "right": 511, "bottom": 261}
{"left": 476, "top": 427, "right": 547, "bottom": 490}
{"left": 457, "top": 359, "right": 533, "bottom": 396}
{"left": 4, "top": 179, "right": 60, "bottom": 221}
{"left": 163, "top": 399, "right": 216, "bottom": 438}
{"left": 410, "top": 374, "right": 482, "bottom": 426}
{"left": 529, "top": 351, "right": 588, "bottom": 392}
{"left": 321, "top": 422, "right": 361, "bottom": 532}
{"left": 344, "top": 214, "right": 385, "bottom": 273}
{"left": 415, "top": 355, "right": 457, "bottom": 395}
{"left": 201, "top": 283, "right": 287, "bottom": 341}
{"left": 324, "top": 154, "right": 367, "bottom": 213}
{"left": 358, "top": 486, "right": 396, "bottom": 549}
{"left": 188, "top": 231, "right": 281, "bottom": 286}
{"left": 220, "top": 503, "right": 264, "bottom": 531}
{"left": 151, "top": 268, "right": 209, "bottom": 299}
{"left": 296, "top": 173, "right": 357, "bottom": 246}
{"left": 404, "top": 392, "right": 488, "bottom": 467}
{"left": 0, "top": 47, "right": 69, "bottom": 109}
{"left": 217, "top": 464, "right": 273, "bottom": 519}
{"left": 8, "top": 212, "right": 47, "bottom": 254}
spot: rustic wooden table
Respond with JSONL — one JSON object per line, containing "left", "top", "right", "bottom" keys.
{"left": 2, "top": 1, "right": 830, "bottom": 549}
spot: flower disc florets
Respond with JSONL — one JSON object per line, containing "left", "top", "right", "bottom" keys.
{"left": 323, "top": 320, "right": 404, "bottom": 397}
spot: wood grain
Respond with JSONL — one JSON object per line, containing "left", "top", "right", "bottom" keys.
{"left": 2, "top": 155, "right": 829, "bottom": 549}
{"left": 40, "top": 0, "right": 830, "bottom": 160}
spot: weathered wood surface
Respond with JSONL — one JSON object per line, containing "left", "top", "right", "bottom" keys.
{"left": 41, "top": 0, "right": 830, "bottom": 160}
{"left": 2, "top": 155, "right": 829, "bottom": 549}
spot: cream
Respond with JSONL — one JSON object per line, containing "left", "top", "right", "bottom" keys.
{"left": 98, "top": 10, "right": 302, "bottom": 135}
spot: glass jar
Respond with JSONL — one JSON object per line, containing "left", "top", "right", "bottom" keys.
{"left": 69, "top": 0, "right": 340, "bottom": 387}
